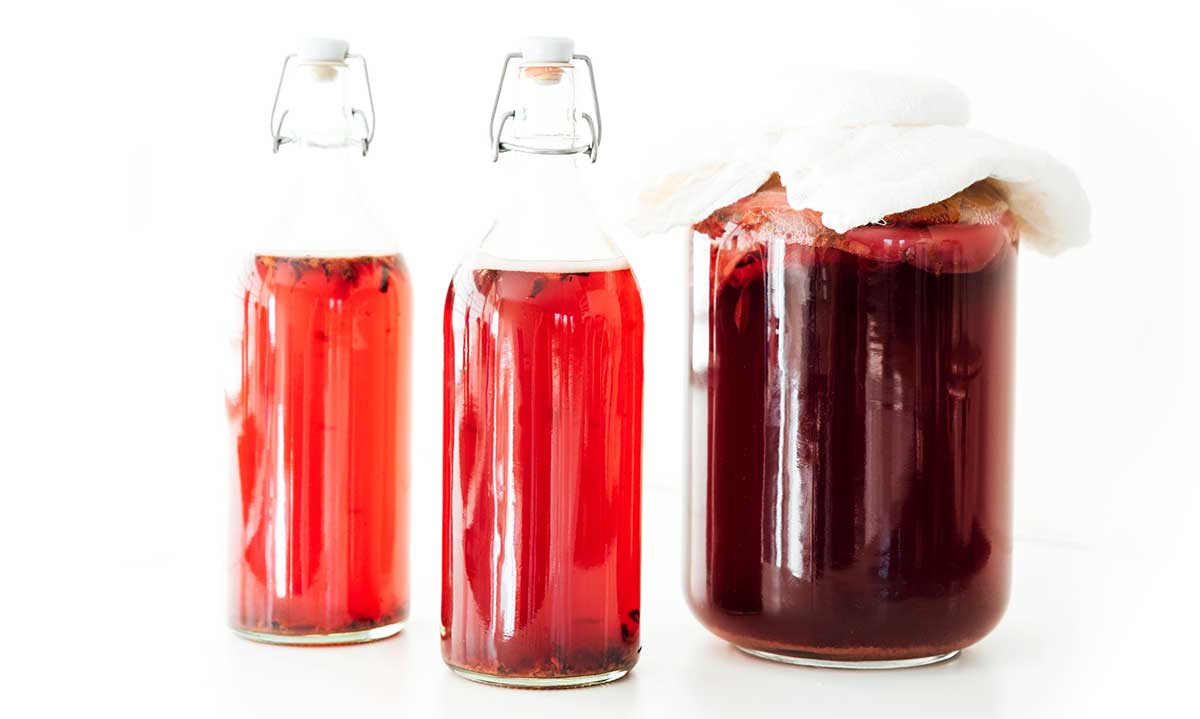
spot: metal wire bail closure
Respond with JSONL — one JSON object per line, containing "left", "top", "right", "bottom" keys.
{"left": 488, "top": 52, "right": 602, "bottom": 163}
{"left": 270, "top": 52, "right": 377, "bottom": 156}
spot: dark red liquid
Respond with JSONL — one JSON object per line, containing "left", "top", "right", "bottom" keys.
{"left": 230, "top": 255, "right": 411, "bottom": 640}
{"left": 442, "top": 264, "right": 643, "bottom": 680}
{"left": 691, "top": 184, "right": 1015, "bottom": 661}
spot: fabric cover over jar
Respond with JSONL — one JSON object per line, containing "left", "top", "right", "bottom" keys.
{"left": 632, "top": 71, "right": 1089, "bottom": 254}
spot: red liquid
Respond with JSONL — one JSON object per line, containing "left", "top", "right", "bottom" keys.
{"left": 230, "top": 254, "right": 411, "bottom": 639}
{"left": 442, "top": 264, "right": 643, "bottom": 680}
{"left": 690, "top": 182, "right": 1015, "bottom": 661}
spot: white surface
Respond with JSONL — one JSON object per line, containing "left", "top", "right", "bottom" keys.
{"left": 24, "top": 497, "right": 1193, "bottom": 717}
{"left": 1, "top": 0, "right": 1197, "bottom": 717}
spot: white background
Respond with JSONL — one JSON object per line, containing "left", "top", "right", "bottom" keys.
{"left": 2, "top": 0, "right": 1197, "bottom": 716}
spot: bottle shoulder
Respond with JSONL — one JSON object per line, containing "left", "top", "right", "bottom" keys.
{"left": 474, "top": 217, "right": 625, "bottom": 268}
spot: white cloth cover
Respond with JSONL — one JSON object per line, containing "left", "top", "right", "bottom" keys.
{"left": 631, "top": 72, "right": 1090, "bottom": 255}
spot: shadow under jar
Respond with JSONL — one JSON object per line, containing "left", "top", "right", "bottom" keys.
{"left": 686, "top": 176, "right": 1016, "bottom": 668}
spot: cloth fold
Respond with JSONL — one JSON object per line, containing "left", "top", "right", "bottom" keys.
{"left": 631, "top": 72, "right": 1089, "bottom": 255}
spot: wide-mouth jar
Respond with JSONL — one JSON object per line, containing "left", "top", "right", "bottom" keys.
{"left": 686, "top": 175, "right": 1017, "bottom": 667}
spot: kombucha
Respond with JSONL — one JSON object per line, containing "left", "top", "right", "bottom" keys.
{"left": 230, "top": 254, "right": 411, "bottom": 642}
{"left": 689, "top": 180, "right": 1016, "bottom": 663}
{"left": 442, "top": 259, "right": 643, "bottom": 683}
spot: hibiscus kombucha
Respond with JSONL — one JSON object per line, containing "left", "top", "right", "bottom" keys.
{"left": 442, "top": 260, "right": 643, "bottom": 685}
{"left": 230, "top": 254, "right": 411, "bottom": 643}
{"left": 688, "top": 179, "right": 1016, "bottom": 664}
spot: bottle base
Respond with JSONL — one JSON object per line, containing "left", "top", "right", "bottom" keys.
{"left": 449, "top": 666, "right": 630, "bottom": 689}
{"left": 736, "top": 645, "right": 960, "bottom": 670}
{"left": 232, "top": 620, "right": 406, "bottom": 646}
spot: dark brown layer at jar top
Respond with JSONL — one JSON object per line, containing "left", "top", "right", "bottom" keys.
{"left": 690, "top": 181, "right": 1015, "bottom": 661}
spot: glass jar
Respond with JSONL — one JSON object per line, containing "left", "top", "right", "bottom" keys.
{"left": 228, "top": 40, "right": 411, "bottom": 645}
{"left": 442, "top": 38, "right": 643, "bottom": 688}
{"left": 687, "top": 175, "right": 1015, "bottom": 667}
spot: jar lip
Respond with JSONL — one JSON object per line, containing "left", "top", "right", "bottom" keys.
{"left": 694, "top": 178, "right": 1012, "bottom": 240}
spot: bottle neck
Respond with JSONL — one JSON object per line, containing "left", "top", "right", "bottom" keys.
{"left": 475, "top": 62, "right": 622, "bottom": 268}
{"left": 262, "top": 61, "right": 385, "bottom": 257}
{"left": 511, "top": 63, "right": 578, "bottom": 151}
{"left": 283, "top": 61, "right": 361, "bottom": 151}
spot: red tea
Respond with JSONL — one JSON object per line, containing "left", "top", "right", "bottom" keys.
{"left": 690, "top": 182, "right": 1016, "bottom": 662}
{"left": 230, "top": 254, "right": 411, "bottom": 641}
{"left": 442, "top": 262, "right": 643, "bottom": 681}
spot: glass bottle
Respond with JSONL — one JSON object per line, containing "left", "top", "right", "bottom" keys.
{"left": 441, "top": 37, "right": 643, "bottom": 688}
{"left": 688, "top": 175, "right": 1015, "bottom": 667}
{"left": 228, "top": 39, "right": 411, "bottom": 644}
